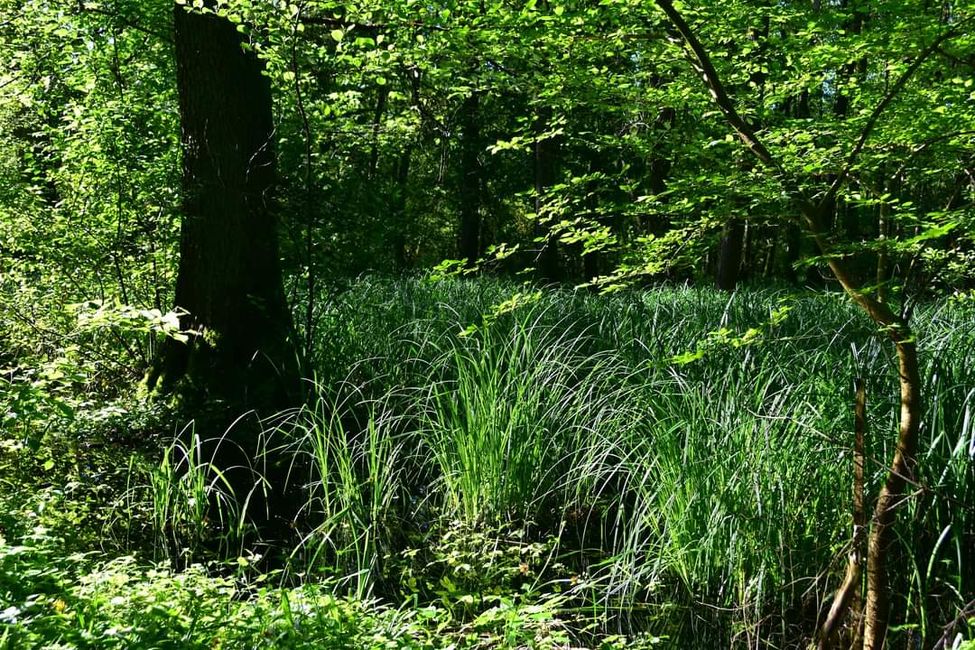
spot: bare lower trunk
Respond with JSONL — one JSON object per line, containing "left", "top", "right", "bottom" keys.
{"left": 158, "top": 2, "right": 298, "bottom": 410}
{"left": 805, "top": 206, "right": 922, "bottom": 650}
{"left": 862, "top": 338, "right": 921, "bottom": 649}
{"left": 534, "top": 108, "right": 562, "bottom": 282}
{"left": 818, "top": 378, "right": 868, "bottom": 649}
{"left": 716, "top": 219, "right": 744, "bottom": 291}
{"left": 458, "top": 91, "right": 482, "bottom": 266}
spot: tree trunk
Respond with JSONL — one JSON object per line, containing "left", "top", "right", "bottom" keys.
{"left": 392, "top": 146, "right": 412, "bottom": 270}
{"left": 644, "top": 106, "right": 675, "bottom": 238}
{"left": 458, "top": 91, "right": 482, "bottom": 266}
{"left": 804, "top": 205, "right": 922, "bottom": 650}
{"left": 153, "top": 2, "right": 297, "bottom": 407}
{"left": 148, "top": 4, "right": 301, "bottom": 538}
{"left": 367, "top": 86, "right": 389, "bottom": 180}
{"left": 716, "top": 219, "right": 744, "bottom": 291}
{"left": 862, "top": 337, "right": 921, "bottom": 649}
{"left": 534, "top": 108, "right": 562, "bottom": 282}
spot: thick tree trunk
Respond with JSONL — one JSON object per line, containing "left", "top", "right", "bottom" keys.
{"left": 153, "top": 3, "right": 297, "bottom": 409}
{"left": 148, "top": 4, "right": 301, "bottom": 538}
{"left": 716, "top": 219, "right": 744, "bottom": 291}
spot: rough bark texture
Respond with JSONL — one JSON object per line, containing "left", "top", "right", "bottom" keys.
{"left": 155, "top": 3, "right": 297, "bottom": 406}
{"left": 149, "top": 3, "right": 302, "bottom": 538}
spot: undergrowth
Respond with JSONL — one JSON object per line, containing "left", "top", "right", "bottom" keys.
{"left": 2, "top": 277, "right": 974, "bottom": 648}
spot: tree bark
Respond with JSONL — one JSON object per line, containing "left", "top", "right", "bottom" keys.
{"left": 152, "top": 3, "right": 298, "bottom": 409}
{"left": 458, "top": 91, "right": 482, "bottom": 266}
{"left": 716, "top": 219, "right": 744, "bottom": 291}
{"left": 862, "top": 338, "right": 921, "bottom": 649}
{"left": 148, "top": 4, "right": 301, "bottom": 538}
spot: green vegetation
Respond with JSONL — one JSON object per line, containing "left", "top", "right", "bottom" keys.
{"left": 3, "top": 279, "right": 974, "bottom": 647}
{"left": 2, "top": 0, "right": 974, "bottom": 647}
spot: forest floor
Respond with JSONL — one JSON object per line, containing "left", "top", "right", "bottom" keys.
{"left": 2, "top": 278, "right": 974, "bottom": 649}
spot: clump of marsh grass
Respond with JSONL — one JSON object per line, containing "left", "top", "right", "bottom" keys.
{"left": 286, "top": 386, "right": 408, "bottom": 598}
{"left": 287, "top": 276, "right": 975, "bottom": 647}
{"left": 408, "top": 308, "right": 644, "bottom": 525}
{"left": 143, "top": 424, "right": 255, "bottom": 564}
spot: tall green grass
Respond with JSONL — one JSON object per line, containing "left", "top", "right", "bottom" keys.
{"left": 287, "top": 390, "right": 407, "bottom": 598}
{"left": 144, "top": 426, "right": 250, "bottom": 564}
{"left": 286, "top": 276, "right": 975, "bottom": 647}
{"left": 411, "top": 316, "right": 641, "bottom": 524}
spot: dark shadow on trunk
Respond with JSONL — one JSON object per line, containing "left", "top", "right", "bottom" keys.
{"left": 147, "top": 3, "right": 303, "bottom": 549}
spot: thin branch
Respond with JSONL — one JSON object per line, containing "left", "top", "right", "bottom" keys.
{"left": 653, "top": 0, "right": 784, "bottom": 176}
{"left": 935, "top": 45, "right": 975, "bottom": 68}
{"left": 892, "top": 129, "right": 975, "bottom": 181}
{"left": 654, "top": 1, "right": 918, "bottom": 330}
{"left": 933, "top": 599, "right": 975, "bottom": 650}
{"left": 825, "top": 19, "right": 972, "bottom": 202}
{"left": 79, "top": 5, "right": 170, "bottom": 41}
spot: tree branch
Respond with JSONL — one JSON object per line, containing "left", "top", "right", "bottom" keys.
{"left": 79, "top": 5, "right": 171, "bottom": 41}
{"left": 300, "top": 16, "right": 446, "bottom": 33}
{"left": 892, "top": 129, "right": 975, "bottom": 180}
{"left": 653, "top": 0, "right": 784, "bottom": 176}
{"left": 825, "top": 19, "right": 972, "bottom": 202}
{"left": 935, "top": 45, "right": 975, "bottom": 69}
